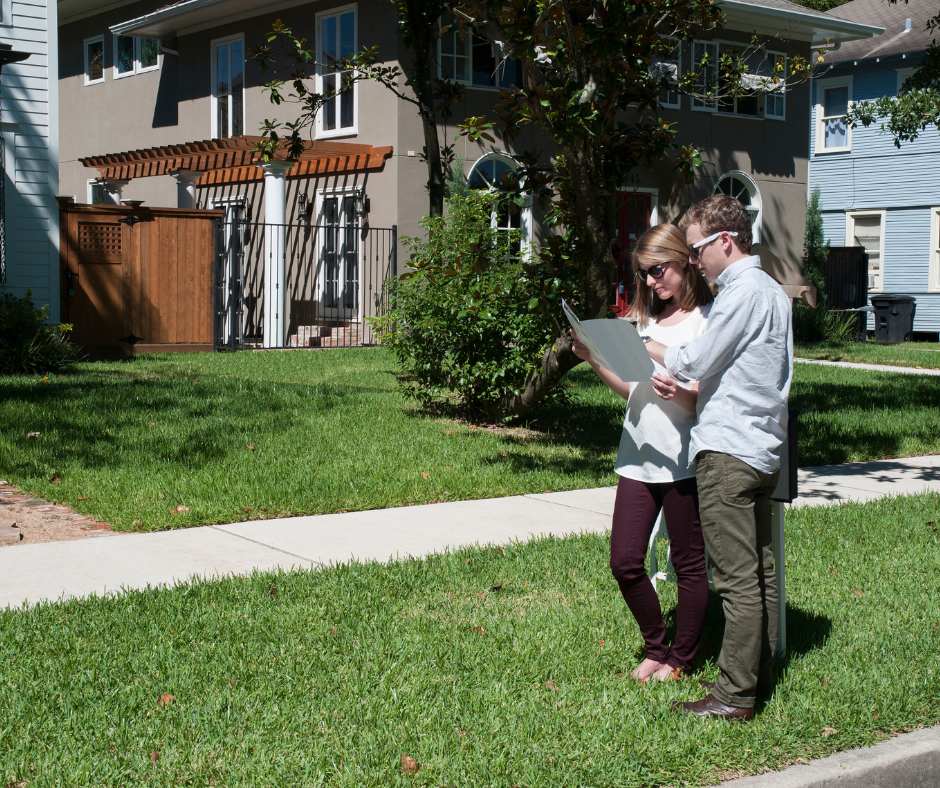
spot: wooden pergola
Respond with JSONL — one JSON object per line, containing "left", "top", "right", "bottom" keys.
{"left": 80, "top": 135, "right": 393, "bottom": 188}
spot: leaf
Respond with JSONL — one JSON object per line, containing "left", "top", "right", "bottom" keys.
{"left": 158, "top": 693, "right": 175, "bottom": 707}
{"left": 245, "top": 442, "right": 256, "bottom": 451}
{"left": 172, "top": 505, "right": 190, "bottom": 515}
{"left": 400, "top": 754, "right": 420, "bottom": 776}
{"left": 821, "top": 726, "right": 837, "bottom": 737}
{"left": 851, "top": 588, "right": 864, "bottom": 599}
{"left": 49, "top": 473, "right": 62, "bottom": 485}
{"left": 468, "top": 625, "right": 487, "bottom": 636}
{"left": 544, "top": 680, "right": 559, "bottom": 691}
{"left": 420, "top": 471, "right": 430, "bottom": 480}
{"left": 26, "top": 431, "right": 40, "bottom": 439}
{"left": 149, "top": 750, "right": 160, "bottom": 764}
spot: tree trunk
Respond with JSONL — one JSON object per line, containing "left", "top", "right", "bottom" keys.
{"left": 500, "top": 334, "right": 582, "bottom": 418}
{"left": 421, "top": 110, "right": 446, "bottom": 217}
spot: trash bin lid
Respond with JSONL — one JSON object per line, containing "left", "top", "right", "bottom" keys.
{"left": 870, "top": 294, "right": 916, "bottom": 305}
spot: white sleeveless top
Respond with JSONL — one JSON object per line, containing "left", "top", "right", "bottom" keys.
{"left": 614, "top": 305, "right": 710, "bottom": 483}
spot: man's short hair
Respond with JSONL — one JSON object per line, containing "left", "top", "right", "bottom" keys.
{"left": 680, "top": 195, "right": 752, "bottom": 253}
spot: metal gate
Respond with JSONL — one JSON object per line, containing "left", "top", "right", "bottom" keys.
{"left": 215, "top": 219, "right": 397, "bottom": 349}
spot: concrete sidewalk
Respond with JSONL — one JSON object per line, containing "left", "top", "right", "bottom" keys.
{"left": 1, "top": 454, "right": 939, "bottom": 610}
{"left": 795, "top": 357, "right": 940, "bottom": 377}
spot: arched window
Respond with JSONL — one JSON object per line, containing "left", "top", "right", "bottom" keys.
{"left": 714, "top": 171, "right": 762, "bottom": 245}
{"left": 466, "top": 153, "right": 532, "bottom": 254}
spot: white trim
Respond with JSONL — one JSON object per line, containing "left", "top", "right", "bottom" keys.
{"left": 929, "top": 207, "right": 940, "bottom": 293}
{"left": 83, "top": 35, "right": 105, "bottom": 86}
{"left": 714, "top": 170, "right": 762, "bottom": 244}
{"left": 0, "top": 0, "right": 13, "bottom": 28}
{"left": 135, "top": 36, "right": 161, "bottom": 74}
{"left": 691, "top": 40, "right": 718, "bottom": 112}
{"left": 763, "top": 49, "right": 787, "bottom": 121}
{"left": 815, "top": 75, "right": 853, "bottom": 155}
{"left": 845, "top": 209, "right": 885, "bottom": 292}
{"left": 315, "top": 3, "right": 358, "bottom": 140}
{"left": 210, "top": 33, "right": 246, "bottom": 139}
{"left": 112, "top": 34, "right": 135, "bottom": 78}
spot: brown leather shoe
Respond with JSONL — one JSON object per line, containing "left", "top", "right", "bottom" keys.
{"left": 673, "top": 694, "right": 754, "bottom": 721}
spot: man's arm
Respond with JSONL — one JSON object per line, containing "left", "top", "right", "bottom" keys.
{"left": 646, "top": 290, "right": 761, "bottom": 383}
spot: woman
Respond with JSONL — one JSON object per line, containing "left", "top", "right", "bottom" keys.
{"left": 572, "top": 223, "right": 713, "bottom": 682}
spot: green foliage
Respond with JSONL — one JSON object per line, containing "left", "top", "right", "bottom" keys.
{"left": 0, "top": 292, "right": 79, "bottom": 374}
{"left": 803, "top": 189, "right": 828, "bottom": 305}
{"left": 444, "top": 161, "right": 470, "bottom": 198}
{"left": 372, "top": 192, "right": 568, "bottom": 419}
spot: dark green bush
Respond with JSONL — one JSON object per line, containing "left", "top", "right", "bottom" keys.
{"left": 371, "top": 192, "right": 562, "bottom": 419}
{"left": 0, "top": 292, "right": 80, "bottom": 374}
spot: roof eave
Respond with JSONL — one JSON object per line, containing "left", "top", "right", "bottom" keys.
{"left": 110, "top": 0, "right": 224, "bottom": 37}
{"left": 719, "top": 1, "right": 884, "bottom": 45}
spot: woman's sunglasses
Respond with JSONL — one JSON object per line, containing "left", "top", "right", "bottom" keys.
{"left": 635, "top": 262, "right": 669, "bottom": 281}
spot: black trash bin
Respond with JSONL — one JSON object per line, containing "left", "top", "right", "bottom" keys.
{"left": 870, "top": 295, "right": 916, "bottom": 344}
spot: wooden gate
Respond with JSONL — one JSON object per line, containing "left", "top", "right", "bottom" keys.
{"left": 60, "top": 203, "right": 223, "bottom": 355}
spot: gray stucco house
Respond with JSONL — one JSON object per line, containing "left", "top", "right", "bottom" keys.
{"left": 56, "top": 0, "right": 879, "bottom": 347}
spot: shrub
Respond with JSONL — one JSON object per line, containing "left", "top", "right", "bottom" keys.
{"left": 0, "top": 292, "right": 80, "bottom": 374}
{"left": 371, "top": 192, "right": 562, "bottom": 419}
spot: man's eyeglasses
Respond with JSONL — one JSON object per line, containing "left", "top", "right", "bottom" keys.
{"left": 688, "top": 230, "right": 738, "bottom": 260}
{"left": 635, "top": 262, "right": 669, "bottom": 281}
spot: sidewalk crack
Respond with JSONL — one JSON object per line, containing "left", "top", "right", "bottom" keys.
{"left": 208, "top": 526, "right": 323, "bottom": 566}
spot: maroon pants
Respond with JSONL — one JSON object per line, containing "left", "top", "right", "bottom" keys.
{"left": 610, "top": 475, "right": 708, "bottom": 670}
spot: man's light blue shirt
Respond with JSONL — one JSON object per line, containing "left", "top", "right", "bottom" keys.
{"left": 663, "top": 256, "right": 793, "bottom": 474}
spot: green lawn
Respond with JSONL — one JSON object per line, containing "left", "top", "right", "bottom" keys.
{"left": 1, "top": 348, "right": 939, "bottom": 531}
{"left": 1, "top": 493, "right": 938, "bottom": 786}
{"left": 796, "top": 340, "right": 940, "bottom": 369}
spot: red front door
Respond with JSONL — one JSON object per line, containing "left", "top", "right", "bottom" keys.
{"left": 613, "top": 191, "right": 653, "bottom": 317}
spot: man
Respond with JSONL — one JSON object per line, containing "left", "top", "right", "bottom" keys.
{"left": 643, "top": 195, "right": 793, "bottom": 721}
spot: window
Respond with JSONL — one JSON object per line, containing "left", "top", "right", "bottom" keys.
{"left": 759, "top": 51, "right": 786, "bottom": 120}
{"left": 84, "top": 35, "right": 104, "bottom": 85}
{"left": 693, "top": 42, "right": 787, "bottom": 118}
{"left": 438, "top": 11, "right": 521, "bottom": 88}
{"left": 654, "top": 38, "right": 681, "bottom": 110}
{"left": 691, "top": 41, "right": 718, "bottom": 111}
{"left": 0, "top": 0, "right": 12, "bottom": 28}
{"left": 467, "top": 153, "right": 532, "bottom": 255}
{"left": 845, "top": 211, "right": 885, "bottom": 291}
{"left": 929, "top": 208, "right": 940, "bottom": 292}
{"left": 714, "top": 171, "right": 762, "bottom": 244}
{"left": 86, "top": 180, "right": 118, "bottom": 204}
{"left": 816, "top": 76, "right": 852, "bottom": 154}
{"left": 114, "top": 35, "right": 160, "bottom": 78}
{"left": 317, "top": 5, "right": 357, "bottom": 137}
{"left": 211, "top": 36, "right": 245, "bottom": 138}
{"left": 318, "top": 193, "right": 359, "bottom": 314}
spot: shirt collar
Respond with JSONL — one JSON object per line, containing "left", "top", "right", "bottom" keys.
{"left": 716, "top": 255, "right": 761, "bottom": 289}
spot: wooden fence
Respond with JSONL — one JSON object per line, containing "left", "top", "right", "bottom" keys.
{"left": 60, "top": 203, "right": 222, "bottom": 356}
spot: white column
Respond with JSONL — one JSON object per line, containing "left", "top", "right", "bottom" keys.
{"left": 171, "top": 169, "right": 199, "bottom": 209}
{"left": 261, "top": 161, "right": 292, "bottom": 348}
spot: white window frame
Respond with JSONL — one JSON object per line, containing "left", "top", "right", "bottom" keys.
{"left": 84, "top": 35, "right": 105, "bottom": 86}
{"left": 467, "top": 152, "right": 535, "bottom": 258}
{"left": 691, "top": 40, "right": 718, "bottom": 112}
{"left": 210, "top": 33, "right": 246, "bottom": 139}
{"left": 315, "top": 187, "right": 363, "bottom": 319}
{"left": 655, "top": 38, "right": 681, "bottom": 110}
{"left": 0, "top": 0, "right": 13, "bottom": 28}
{"left": 929, "top": 207, "right": 940, "bottom": 293}
{"left": 315, "top": 4, "right": 358, "bottom": 139}
{"left": 86, "top": 179, "right": 119, "bottom": 205}
{"left": 436, "top": 12, "right": 517, "bottom": 92}
{"left": 112, "top": 35, "right": 161, "bottom": 79}
{"left": 845, "top": 209, "right": 885, "bottom": 292}
{"left": 815, "top": 75, "right": 853, "bottom": 155}
{"left": 762, "top": 50, "right": 787, "bottom": 121}
{"left": 714, "top": 170, "right": 762, "bottom": 245}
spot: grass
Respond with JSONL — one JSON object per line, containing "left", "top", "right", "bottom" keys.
{"left": 1, "top": 493, "right": 938, "bottom": 786}
{"left": 796, "top": 339, "right": 940, "bottom": 369}
{"left": 1, "top": 348, "right": 940, "bottom": 531}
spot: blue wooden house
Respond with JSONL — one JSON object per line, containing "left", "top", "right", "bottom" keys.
{"left": 809, "top": 0, "right": 939, "bottom": 339}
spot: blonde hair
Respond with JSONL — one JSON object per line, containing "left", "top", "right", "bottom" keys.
{"left": 630, "top": 223, "right": 713, "bottom": 327}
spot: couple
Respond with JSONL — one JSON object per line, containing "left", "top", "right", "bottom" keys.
{"left": 573, "top": 195, "right": 793, "bottom": 721}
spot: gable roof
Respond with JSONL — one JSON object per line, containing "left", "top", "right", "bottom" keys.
{"left": 824, "top": 0, "right": 935, "bottom": 63}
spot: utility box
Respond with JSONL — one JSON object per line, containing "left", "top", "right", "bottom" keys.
{"left": 870, "top": 295, "right": 916, "bottom": 344}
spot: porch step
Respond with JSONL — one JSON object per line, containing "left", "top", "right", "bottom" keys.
{"left": 287, "top": 323, "right": 363, "bottom": 348}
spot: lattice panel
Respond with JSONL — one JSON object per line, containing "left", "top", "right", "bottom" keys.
{"left": 77, "top": 222, "right": 123, "bottom": 264}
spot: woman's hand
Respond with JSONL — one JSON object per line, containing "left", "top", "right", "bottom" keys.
{"left": 570, "top": 335, "right": 592, "bottom": 362}
{"left": 650, "top": 371, "right": 679, "bottom": 400}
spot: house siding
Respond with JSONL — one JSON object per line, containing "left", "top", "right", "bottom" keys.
{"left": 1, "top": 0, "right": 59, "bottom": 320}
{"left": 809, "top": 59, "right": 940, "bottom": 337}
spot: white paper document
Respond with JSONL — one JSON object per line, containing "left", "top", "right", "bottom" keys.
{"left": 562, "top": 299, "right": 654, "bottom": 382}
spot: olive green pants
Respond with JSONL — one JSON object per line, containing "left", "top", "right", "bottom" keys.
{"left": 695, "top": 451, "right": 779, "bottom": 710}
